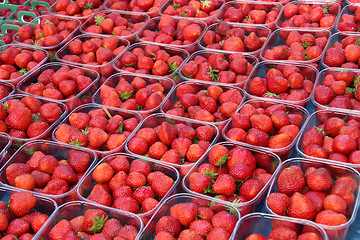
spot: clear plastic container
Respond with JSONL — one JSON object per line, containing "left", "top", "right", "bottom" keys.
{"left": 56, "top": 34, "right": 130, "bottom": 77}
{"left": 198, "top": 23, "right": 271, "bottom": 58}
{"left": 91, "top": 72, "right": 175, "bottom": 118}
{"left": 80, "top": 10, "right": 150, "bottom": 43}
{"left": 310, "top": 68, "right": 360, "bottom": 113}
{"left": 182, "top": 141, "right": 281, "bottom": 216}
{"left": 0, "top": 133, "right": 11, "bottom": 165}
{"left": 275, "top": 1, "right": 341, "bottom": 32}
{"left": 0, "top": 81, "right": 15, "bottom": 99}
{"left": 321, "top": 32, "right": 360, "bottom": 69}
{"left": 136, "top": 193, "right": 241, "bottom": 240}
{"left": 16, "top": 62, "right": 100, "bottom": 111}
{"left": 296, "top": 109, "right": 360, "bottom": 172}
{"left": 222, "top": 99, "right": 310, "bottom": 158}
{"left": 104, "top": 0, "right": 169, "bottom": 18}
{"left": 52, "top": 103, "right": 143, "bottom": 158}
{"left": 124, "top": 113, "right": 219, "bottom": 172}
{"left": 113, "top": 42, "right": 190, "bottom": 79}
{"left": 77, "top": 152, "right": 180, "bottom": 218}
{"left": 346, "top": 0, "right": 360, "bottom": 7}
{"left": 35, "top": 201, "right": 143, "bottom": 240}
{"left": 335, "top": 4, "right": 360, "bottom": 33}
{"left": 0, "top": 140, "right": 97, "bottom": 205}
{"left": 260, "top": 28, "right": 331, "bottom": 64}
{"left": 244, "top": 60, "right": 319, "bottom": 107}
{"left": 179, "top": 49, "right": 258, "bottom": 88}
{"left": 0, "top": 186, "right": 58, "bottom": 237}
{"left": 217, "top": 1, "right": 283, "bottom": 31}
{"left": 232, "top": 213, "right": 329, "bottom": 240}
{"left": 159, "top": 0, "right": 224, "bottom": 25}
{"left": 0, "top": 44, "right": 49, "bottom": 86}
{"left": 160, "top": 81, "right": 245, "bottom": 133}
{"left": 266, "top": 158, "right": 360, "bottom": 240}
{"left": 13, "top": 14, "right": 82, "bottom": 51}
{"left": 0, "top": 94, "right": 68, "bottom": 148}
{"left": 47, "top": 0, "right": 107, "bottom": 22}
{"left": 137, "top": 15, "right": 206, "bottom": 54}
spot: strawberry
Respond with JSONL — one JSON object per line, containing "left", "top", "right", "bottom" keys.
{"left": 288, "top": 192, "right": 316, "bottom": 220}
{"left": 92, "top": 162, "right": 114, "bottom": 183}
{"left": 315, "top": 210, "right": 347, "bottom": 226}
{"left": 189, "top": 172, "right": 212, "bottom": 193}
{"left": 155, "top": 216, "right": 182, "bottom": 237}
{"left": 49, "top": 220, "right": 73, "bottom": 240}
{"left": 211, "top": 211, "right": 237, "bottom": 233}
{"left": 277, "top": 167, "right": 306, "bottom": 195}
{"left": 306, "top": 167, "right": 333, "bottom": 191}
{"left": 175, "top": 202, "right": 198, "bottom": 226}
{"left": 267, "top": 193, "right": 290, "bottom": 216}
{"left": 82, "top": 209, "right": 108, "bottom": 234}
{"left": 152, "top": 174, "right": 174, "bottom": 198}
{"left": 112, "top": 196, "right": 139, "bottom": 213}
{"left": 9, "top": 191, "right": 36, "bottom": 217}
{"left": 208, "top": 145, "right": 229, "bottom": 166}
{"left": 268, "top": 227, "right": 297, "bottom": 240}
{"left": 212, "top": 174, "right": 236, "bottom": 196}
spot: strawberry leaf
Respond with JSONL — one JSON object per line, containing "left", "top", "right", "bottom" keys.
{"left": 166, "top": 118, "right": 175, "bottom": 125}
{"left": 173, "top": 73, "right": 180, "bottom": 81}
{"left": 69, "top": 138, "right": 83, "bottom": 146}
{"left": 169, "top": 61, "right": 179, "bottom": 73}
{"left": 116, "top": 121, "right": 124, "bottom": 133}
{"left": 215, "top": 154, "right": 229, "bottom": 166}
{"left": 95, "top": 15, "right": 105, "bottom": 26}
{"left": 44, "top": 20, "right": 53, "bottom": 24}
{"left": 264, "top": 92, "right": 280, "bottom": 98}
{"left": 88, "top": 215, "right": 108, "bottom": 234}
{"left": 354, "top": 75, "right": 360, "bottom": 87}
{"left": 301, "top": 40, "right": 312, "bottom": 48}
{"left": 180, "top": 11, "right": 187, "bottom": 17}
{"left": 219, "top": 40, "right": 224, "bottom": 46}
{"left": 203, "top": 169, "right": 218, "bottom": 179}
{"left": 207, "top": 66, "right": 219, "bottom": 82}
{"left": 14, "top": 140, "right": 24, "bottom": 148}
{"left": 172, "top": 3, "right": 180, "bottom": 8}
{"left": 83, "top": 2, "right": 93, "bottom": 9}
{"left": 18, "top": 68, "right": 28, "bottom": 75}
{"left": 24, "top": 147, "right": 35, "bottom": 155}
{"left": 322, "top": 4, "right": 329, "bottom": 14}
{"left": 118, "top": 90, "right": 133, "bottom": 100}
{"left": 125, "top": 62, "right": 136, "bottom": 67}
{"left": 356, "top": 38, "right": 360, "bottom": 46}
{"left": 2, "top": 102, "right": 8, "bottom": 111}
{"left": 346, "top": 87, "right": 356, "bottom": 94}
{"left": 150, "top": 52, "right": 156, "bottom": 61}
{"left": 81, "top": 126, "right": 90, "bottom": 135}
{"left": 193, "top": 136, "right": 200, "bottom": 144}
{"left": 39, "top": 31, "right": 44, "bottom": 38}
{"left": 136, "top": 105, "right": 143, "bottom": 110}
{"left": 313, "top": 126, "right": 326, "bottom": 136}
{"left": 182, "top": 72, "right": 193, "bottom": 78}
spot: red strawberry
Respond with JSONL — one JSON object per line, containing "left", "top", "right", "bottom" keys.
{"left": 212, "top": 174, "right": 236, "bottom": 196}
{"left": 267, "top": 193, "right": 290, "bottom": 216}
{"left": 277, "top": 167, "right": 305, "bottom": 195}
{"left": 288, "top": 192, "right": 316, "bottom": 220}
{"left": 175, "top": 202, "right": 198, "bottom": 226}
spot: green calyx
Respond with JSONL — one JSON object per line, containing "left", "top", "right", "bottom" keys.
{"left": 95, "top": 15, "right": 105, "bottom": 26}
{"left": 169, "top": 61, "right": 179, "bottom": 73}
{"left": 207, "top": 65, "right": 219, "bottom": 82}
{"left": 116, "top": 121, "right": 124, "bottom": 133}
{"left": 118, "top": 90, "right": 133, "bottom": 100}
{"left": 18, "top": 68, "right": 28, "bottom": 75}
{"left": 83, "top": 2, "right": 93, "bottom": 9}
{"left": 215, "top": 153, "right": 229, "bottom": 166}
{"left": 69, "top": 138, "right": 84, "bottom": 146}
{"left": 88, "top": 215, "right": 108, "bottom": 234}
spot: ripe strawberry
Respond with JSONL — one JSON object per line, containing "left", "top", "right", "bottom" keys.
{"left": 175, "top": 202, "right": 198, "bottom": 226}
{"left": 211, "top": 211, "right": 237, "bottom": 233}
{"left": 92, "top": 162, "right": 114, "bottom": 183}
{"left": 112, "top": 196, "right": 139, "bottom": 213}
{"left": 267, "top": 193, "right": 290, "bottom": 215}
{"left": 189, "top": 172, "right": 212, "bottom": 193}
{"left": 306, "top": 167, "right": 333, "bottom": 191}
{"left": 277, "top": 167, "right": 305, "bottom": 195}
{"left": 152, "top": 174, "right": 174, "bottom": 198}
{"left": 9, "top": 191, "right": 36, "bottom": 217}
{"left": 288, "top": 192, "right": 316, "bottom": 220}
{"left": 83, "top": 209, "right": 108, "bottom": 234}
{"left": 315, "top": 210, "right": 347, "bottom": 226}
{"left": 155, "top": 216, "right": 182, "bottom": 237}
{"left": 268, "top": 227, "right": 297, "bottom": 240}
{"left": 208, "top": 145, "right": 229, "bottom": 166}
{"left": 212, "top": 174, "right": 236, "bottom": 196}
